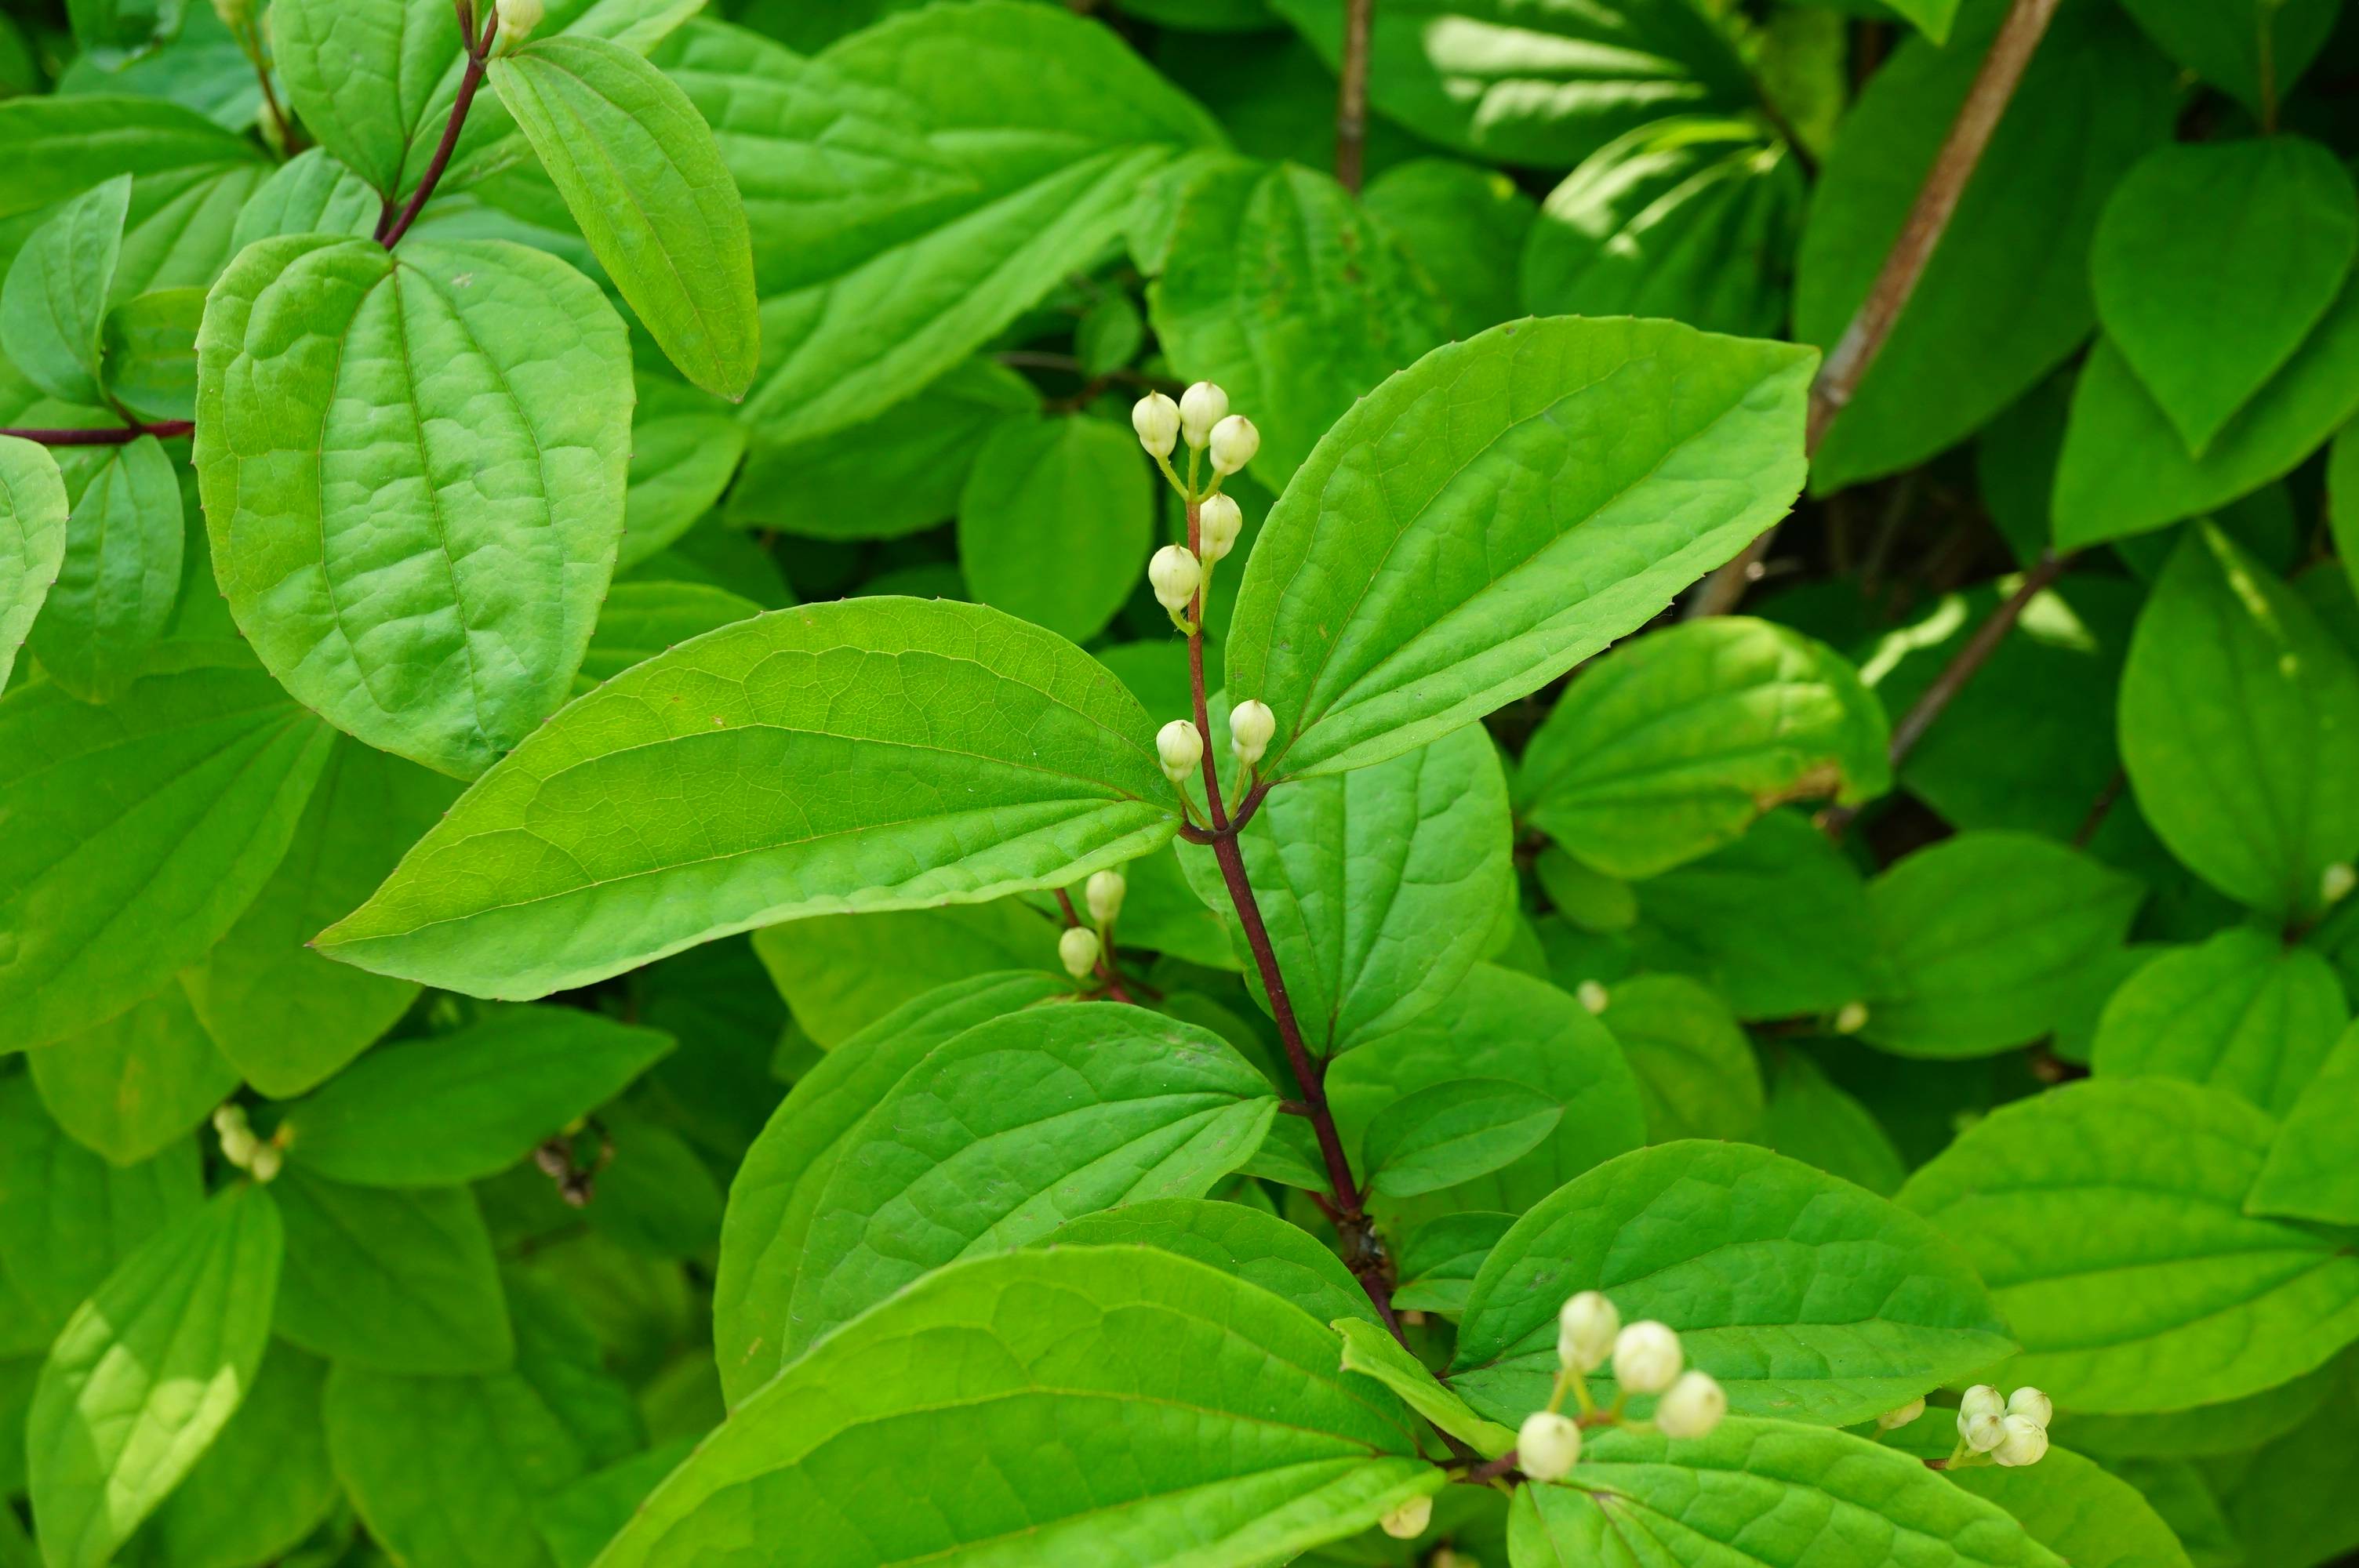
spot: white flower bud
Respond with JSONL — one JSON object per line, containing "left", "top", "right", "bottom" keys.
{"left": 2006, "top": 1387, "right": 2052, "bottom": 1428}
{"left": 248, "top": 1142, "right": 284, "bottom": 1183}
{"left": 1958, "top": 1410, "right": 2005, "bottom": 1454}
{"left": 1157, "top": 719, "right": 1204, "bottom": 783}
{"left": 1209, "top": 414, "right": 1259, "bottom": 476}
{"left": 1991, "top": 1413, "right": 2049, "bottom": 1467}
{"left": 1132, "top": 392, "right": 1180, "bottom": 459}
{"left": 1229, "top": 699, "right": 1276, "bottom": 767}
{"left": 1959, "top": 1385, "right": 2005, "bottom": 1422}
{"left": 1378, "top": 1494, "right": 1432, "bottom": 1540}
{"left": 1148, "top": 544, "right": 1202, "bottom": 614}
{"left": 2324, "top": 862, "right": 2356, "bottom": 905}
{"left": 1085, "top": 868, "right": 1126, "bottom": 926}
{"left": 1517, "top": 1411, "right": 1582, "bottom": 1482}
{"left": 1556, "top": 1290, "right": 1619, "bottom": 1374}
{"left": 1612, "top": 1320, "right": 1682, "bottom": 1395}
{"left": 1834, "top": 1000, "right": 1869, "bottom": 1034}
{"left": 1178, "top": 381, "right": 1227, "bottom": 448}
{"left": 1576, "top": 979, "right": 1609, "bottom": 1014}
{"left": 1877, "top": 1397, "right": 1925, "bottom": 1430}
{"left": 1198, "top": 492, "right": 1243, "bottom": 563}
{"left": 496, "top": 0, "right": 543, "bottom": 37}
{"left": 213, "top": 1105, "right": 258, "bottom": 1167}
{"left": 1058, "top": 925, "right": 1101, "bottom": 979}
{"left": 1654, "top": 1370, "right": 1726, "bottom": 1439}
{"left": 211, "top": 0, "right": 253, "bottom": 30}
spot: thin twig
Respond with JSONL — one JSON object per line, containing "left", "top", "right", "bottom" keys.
{"left": 1, "top": 420, "right": 192, "bottom": 446}
{"left": 1685, "top": 0, "right": 2065, "bottom": 620}
{"left": 377, "top": 6, "right": 497, "bottom": 249}
{"left": 2073, "top": 767, "right": 2125, "bottom": 849}
{"left": 1335, "top": 0, "right": 1375, "bottom": 194}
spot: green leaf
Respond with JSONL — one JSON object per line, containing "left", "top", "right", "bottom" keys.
{"left": 1040, "top": 1196, "right": 1380, "bottom": 1330}
{"left": 0, "top": 1077, "right": 201, "bottom": 1358}
{"left": 1861, "top": 831, "right": 2143, "bottom": 1058}
{"left": 272, "top": 1167, "right": 513, "bottom": 1374}
{"left": 1949, "top": 1444, "right": 2196, "bottom": 1568}
{"left": 2090, "top": 138, "right": 2357, "bottom": 458}
{"left": 265, "top": 0, "right": 465, "bottom": 197}
{"left": 1506, "top": 1418, "right": 2064, "bottom": 1568}
{"left": 712, "top": 971, "right": 1061, "bottom": 1404}
{"left": 1794, "top": 0, "right": 2175, "bottom": 491}
{"left": 0, "top": 661, "right": 334, "bottom": 1051}
{"left": 101, "top": 285, "right": 205, "bottom": 423}
{"left": 281, "top": 1004, "right": 674, "bottom": 1186}
{"left": 2208, "top": 1365, "right": 2359, "bottom": 1568}
{"left": 28, "top": 1183, "right": 282, "bottom": 1568}
{"left": 1, "top": 173, "right": 127, "bottom": 406}
{"left": 1333, "top": 1315, "right": 1515, "bottom": 1457}
{"left": 1266, "top": 0, "right": 1754, "bottom": 169}
{"left": 1762, "top": 1052, "right": 1906, "bottom": 1197}
{"left": 593, "top": 1246, "right": 1441, "bottom": 1568}
{"left": 786, "top": 1002, "right": 1278, "bottom": 1354}
{"left": 1362, "top": 1080, "right": 1565, "bottom": 1200}
{"left": 1454, "top": 1140, "right": 2012, "bottom": 1428}
{"left": 1898, "top": 1076, "right": 2359, "bottom": 1411}
{"left": 318, "top": 597, "right": 1182, "bottom": 999}
{"left": 181, "top": 736, "right": 463, "bottom": 1097}
{"left": 0, "top": 95, "right": 260, "bottom": 230}
{"left": 575, "top": 579, "right": 760, "bottom": 689}
{"left": 1392, "top": 1211, "right": 1514, "bottom": 1316}
{"left": 536, "top": 1439, "right": 698, "bottom": 1568}
{"left": 490, "top": 36, "right": 759, "bottom": 399}
{"left": 227, "top": 147, "right": 380, "bottom": 252}
{"left": 658, "top": 9, "right": 1223, "bottom": 448}
{"left": 27, "top": 978, "right": 237, "bottom": 1167}
{"left": 325, "top": 1275, "right": 642, "bottom": 1568}
{"left": 956, "top": 414, "right": 1153, "bottom": 642}
{"left": 27, "top": 434, "right": 183, "bottom": 702}
{"left": 1363, "top": 158, "right": 1536, "bottom": 339}
{"left": 1597, "top": 971, "right": 1765, "bottom": 1142}
{"left": 140, "top": 1345, "right": 340, "bottom": 1568}
{"left": 2250, "top": 1021, "right": 2359, "bottom": 1225}
{"left": 1329, "top": 964, "right": 1647, "bottom": 1218}
{"left": 1228, "top": 315, "right": 1814, "bottom": 780}
{"left": 617, "top": 394, "right": 746, "bottom": 570}
{"left": 754, "top": 900, "right": 1058, "bottom": 1048}
{"left": 1521, "top": 118, "right": 1805, "bottom": 342}
{"left": 2119, "top": 521, "right": 2359, "bottom": 916}
{"left": 2054, "top": 1357, "right": 2344, "bottom": 1461}
{"left": 0, "top": 434, "right": 68, "bottom": 691}
{"left": 2092, "top": 928, "right": 2348, "bottom": 1116}
{"left": 194, "top": 233, "right": 633, "bottom": 778}
{"left": 1145, "top": 158, "right": 1445, "bottom": 487}
{"left": 1519, "top": 615, "right": 1889, "bottom": 879}
{"left": 2115, "top": 0, "right": 2341, "bottom": 118}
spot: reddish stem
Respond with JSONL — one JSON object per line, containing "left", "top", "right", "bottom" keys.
{"left": 1, "top": 421, "right": 191, "bottom": 446}
{"left": 377, "top": 7, "right": 496, "bottom": 249}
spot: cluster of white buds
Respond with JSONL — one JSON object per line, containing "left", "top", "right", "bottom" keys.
{"left": 1519, "top": 1294, "right": 1725, "bottom": 1483}
{"left": 1377, "top": 1494, "right": 1432, "bottom": 1541}
{"left": 1956, "top": 1385, "right": 2051, "bottom": 1468}
{"left": 1086, "top": 868, "right": 1126, "bottom": 927}
{"left": 1058, "top": 925, "right": 1101, "bottom": 981}
{"left": 1157, "top": 719, "right": 1203, "bottom": 783}
{"left": 212, "top": 1103, "right": 283, "bottom": 1182}
{"left": 1230, "top": 699, "right": 1275, "bottom": 770}
{"left": 495, "top": 0, "right": 543, "bottom": 38}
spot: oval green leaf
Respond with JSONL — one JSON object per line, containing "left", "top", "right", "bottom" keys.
{"left": 0, "top": 434, "right": 68, "bottom": 691}
{"left": 2092, "top": 927, "right": 2348, "bottom": 1116}
{"left": 1362, "top": 1079, "right": 1565, "bottom": 1200}
{"left": 27, "top": 434, "right": 184, "bottom": 702}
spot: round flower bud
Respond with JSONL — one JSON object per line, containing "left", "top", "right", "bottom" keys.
{"left": 1178, "top": 381, "right": 1228, "bottom": 448}
{"left": 2325, "top": 862, "right": 2356, "bottom": 905}
{"left": 1198, "top": 493, "right": 1243, "bottom": 563}
{"left": 1654, "top": 1370, "right": 1727, "bottom": 1439}
{"left": 1557, "top": 1290, "right": 1619, "bottom": 1374}
{"left": 1517, "top": 1411, "right": 1582, "bottom": 1482}
{"left": 1132, "top": 392, "right": 1180, "bottom": 459}
{"left": 1148, "top": 545, "right": 1202, "bottom": 614}
{"left": 1209, "top": 414, "right": 1259, "bottom": 476}
{"left": 1085, "top": 869, "right": 1126, "bottom": 926}
{"left": 1877, "top": 1397, "right": 1925, "bottom": 1431}
{"left": 2006, "top": 1387, "right": 2052, "bottom": 1428}
{"left": 1834, "top": 1000, "right": 1870, "bottom": 1034}
{"left": 1230, "top": 699, "right": 1277, "bottom": 767}
{"left": 1378, "top": 1494, "right": 1432, "bottom": 1540}
{"left": 1958, "top": 1410, "right": 2005, "bottom": 1454}
{"left": 1612, "top": 1320, "right": 1683, "bottom": 1395}
{"left": 1990, "top": 1413, "right": 2049, "bottom": 1468}
{"left": 1157, "top": 719, "right": 1204, "bottom": 783}
{"left": 496, "top": 0, "right": 544, "bottom": 38}
{"left": 1959, "top": 1385, "right": 2005, "bottom": 1422}
{"left": 1576, "top": 979, "right": 1609, "bottom": 1014}
{"left": 248, "top": 1142, "right": 284, "bottom": 1182}
{"left": 1058, "top": 925, "right": 1101, "bottom": 979}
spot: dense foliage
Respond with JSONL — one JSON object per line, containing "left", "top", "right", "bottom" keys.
{"left": 1, "top": 0, "right": 2357, "bottom": 1563}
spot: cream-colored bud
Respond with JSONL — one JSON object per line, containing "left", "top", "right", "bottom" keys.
{"left": 1612, "top": 1320, "right": 1682, "bottom": 1394}
{"left": 1557, "top": 1290, "right": 1619, "bottom": 1374}
{"left": 1958, "top": 1410, "right": 2005, "bottom": 1454}
{"left": 1148, "top": 545, "right": 1202, "bottom": 614}
{"left": 1576, "top": 979, "right": 1609, "bottom": 1014}
{"left": 1990, "top": 1413, "right": 2049, "bottom": 1467}
{"left": 1959, "top": 1385, "right": 2005, "bottom": 1422}
{"left": 1132, "top": 392, "right": 1180, "bottom": 459}
{"left": 1229, "top": 699, "right": 1276, "bottom": 767}
{"left": 1517, "top": 1411, "right": 1582, "bottom": 1482}
{"left": 1877, "top": 1397, "right": 1925, "bottom": 1430}
{"left": 1178, "top": 381, "right": 1228, "bottom": 448}
{"left": 1157, "top": 719, "right": 1204, "bottom": 783}
{"left": 1834, "top": 1000, "right": 1869, "bottom": 1034}
{"left": 1209, "top": 414, "right": 1259, "bottom": 476}
{"left": 1378, "top": 1494, "right": 1432, "bottom": 1540}
{"left": 248, "top": 1142, "right": 284, "bottom": 1182}
{"left": 1654, "top": 1370, "right": 1726, "bottom": 1439}
{"left": 2324, "top": 862, "right": 2356, "bottom": 905}
{"left": 1058, "top": 925, "right": 1101, "bottom": 979}
{"left": 2006, "top": 1387, "right": 2052, "bottom": 1428}
{"left": 1198, "top": 492, "right": 1242, "bottom": 562}
{"left": 495, "top": 0, "right": 543, "bottom": 37}
{"left": 1085, "top": 869, "right": 1126, "bottom": 927}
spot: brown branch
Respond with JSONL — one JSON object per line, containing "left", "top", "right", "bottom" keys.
{"left": 2, "top": 420, "right": 192, "bottom": 446}
{"left": 1335, "top": 0, "right": 1376, "bottom": 194}
{"left": 1685, "top": 0, "right": 2065, "bottom": 620}
{"left": 377, "top": 5, "right": 497, "bottom": 249}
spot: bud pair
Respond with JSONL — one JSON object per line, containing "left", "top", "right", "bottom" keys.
{"left": 1132, "top": 384, "right": 1260, "bottom": 476}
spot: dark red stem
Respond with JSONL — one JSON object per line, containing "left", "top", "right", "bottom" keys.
{"left": 377, "top": 7, "right": 496, "bottom": 249}
{"left": 1, "top": 421, "right": 192, "bottom": 446}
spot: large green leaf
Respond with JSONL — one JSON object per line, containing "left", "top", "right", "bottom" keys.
{"left": 1144, "top": 157, "right": 1445, "bottom": 488}
{"left": 2092, "top": 928, "right": 2348, "bottom": 1116}
{"left": 0, "top": 173, "right": 126, "bottom": 406}
{"left": 1362, "top": 1079, "right": 1564, "bottom": 1200}
{"left": 2119, "top": 522, "right": 2359, "bottom": 916}
{"left": 27, "top": 978, "right": 237, "bottom": 1167}
{"left": 1267, "top": 0, "right": 1754, "bottom": 170}
{"left": 617, "top": 390, "right": 747, "bottom": 569}
{"left": 0, "top": 434, "right": 69, "bottom": 690}
{"left": 271, "top": 0, "right": 467, "bottom": 198}
{"left": 27, "top": 434, "right": 183, "bottom": 702}
{"left": 1794, "top": 0, "right": 2175, "bottom": 491}
{"left": 657, "top": 9, "right": 1222, "bottom": 448}
{"left": 0, "top": 661, "right": 334, "bottom": 1051}
{"left": 2090, "top": 138, "right": 2357, "bottom": 458}
{"left": 1227, "top": 315, "right": 1813, "bottom": 780}
{"left": 753, "top": 900, "right": 1059, "bottom": 1048}
{"left": 956, "top": 414, "right": 1152, "bottom": 643}
{"left": 1520, "top": 615, "right": 1888, "bottom": 880}
{"left": 281, "top": 1004, "right": 674, "bottom": 1186}
{"left": 317, "top": 597, "right": 1182, "bottom": 999}
{"left": 1039, "top": 1196, "right": 1381, "bottom": 1330}
{"left": 1453, "top": 1140, "right": 2012, "bottom": 1428}
{"left": 227, "top": 147, "right": 380, "bottom": 252}
{"left": 1596, "top": 971, "right": 1765, "bottom": 1143}
{"left": 271, "top": 1168, "right": 513, "bottom": 1374}
{"left": 1861, "top": 831, "right": 2143, "bottom": 1058}
{"left": 0, "top": 95, "right": 259, "bottom": 234}
{"left": 2250, "top": 1022, "right": 2359, "bottom": 1225}
{"left": 1507, "top": 1419, "right": 2064, "bottom": 1567}
{"left": 139, "top": 1345, "right": 339, "bottom": 1568}
{"left": 785, "top": 1003, "right": 1278, "bottom": 1354}
{"left": 1950, "top": 1444, "right": 2195, "bottom": 1568}
{"left": 490, "top": 36, "right": 760, "bottom": 399}
{"left": 1899, "top": 1076, "right": 2359, "bottom": 1410}
{"left": 593, "top": 1246, "right": 1441, "bottom": 1567}
{"left": 713, "top": 971, "right": 1061, "bottom": 1404}
{"left": 27, "top": 1184, "right": 282, "bottom": 1568}
{"left": 194, "top": 233, "right": 632, "bottom": 778}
